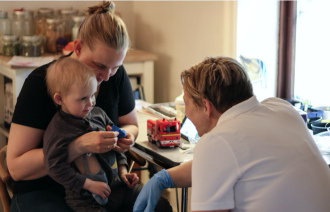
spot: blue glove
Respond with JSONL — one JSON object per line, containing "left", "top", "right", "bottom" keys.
{"left": 110, "top": 125, "right": 126, "bottom": 138}
{"left": 133, "top": 169, "right": 174, "bottom": 212}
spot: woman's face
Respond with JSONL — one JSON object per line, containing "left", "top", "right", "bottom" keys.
{"left": 76, "top": 39, "right": 127, "bottom": 85}
{"left": 183, "top": 87, "right": 209, "bottom": 137}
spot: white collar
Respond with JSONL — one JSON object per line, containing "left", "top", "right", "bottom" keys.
{"left": 216, "top": 95, "right": 260, "bottom": 127}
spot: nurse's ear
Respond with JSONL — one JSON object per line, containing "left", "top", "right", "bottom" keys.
{"left": 54, "top": 93, "right": 63, "bottom": 106}
{"left": 202, "top": 98, "right": 213, "bottom": 118}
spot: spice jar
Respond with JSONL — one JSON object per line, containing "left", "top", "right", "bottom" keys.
{"left": 35, "top": 8, "right": 54, "bottom": 35}
{"left": 46, "top": 18, "right": 66, "bottom": 54}
{"left": 71, "top": 15, "right": 86, "bottom": 41}
{"left": 59, "top": 8, "right": 78, "bottom": 43}
{"left": 12, "top": 10, "right": 35, "bottom": 39}
{"left": 2, "top": 35, "right": 19, "bottom": 56}
{"left": 20, "top": 35, "right": 42, "bottom": 57}
{"left": 0, "top": 11, "right": 11, "bottom": 54}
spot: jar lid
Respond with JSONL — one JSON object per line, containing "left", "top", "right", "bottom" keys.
{"left": 13, "top": 10, "right": 34, "bottom": 18}
{"left": 72, "top": 15, "right": 86, "bottom": 23}
{"left": 60, "top": 9, "right": 78, "bottom": 15}
{"left": 0, "top": 11, "right": 8, "bottom": 18}
{"left": 46, "top": 18, "right": 62, "bottom": 24}
{"left": 38, "top": 8, "right": 54, "bottom": 15}
{"left": 22, "top": 35, "right": 41, "bottom": 42}
{"left": 3, "top": 35, "right": 18, "bottom": 41}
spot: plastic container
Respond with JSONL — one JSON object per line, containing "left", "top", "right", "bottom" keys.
{"left": 311, "top": 122, "right": 330, "bottom": 135}
{"left": 0, "top": 11, "right": 11, "bottom": 54}
{"left": 175, "top": 92, "right": 185, "bottom": 122}
{"left": 313, "top": 131, "right": 330, "bottom": 155}
{"left": 313, "top": 106, "right": 330, "bottom": 120}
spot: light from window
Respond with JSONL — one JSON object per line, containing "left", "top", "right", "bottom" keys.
{"left": 294, "top": 0, "right": 330, "bottom": 107}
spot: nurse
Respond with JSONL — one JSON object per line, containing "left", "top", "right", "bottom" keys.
{"left": 134, "top": 56, "right": 330, "bottom": 212}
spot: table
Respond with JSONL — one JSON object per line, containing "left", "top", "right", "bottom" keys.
{"left": 133, "top": 110, "right": 193, "bottom": 212}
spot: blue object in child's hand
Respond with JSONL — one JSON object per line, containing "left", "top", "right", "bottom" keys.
{"left": 111, "top": 125, "right": 126, "bottom": 138}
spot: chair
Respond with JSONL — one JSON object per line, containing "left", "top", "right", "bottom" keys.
{"left": 0, "top": 145, "right": 13, "bottom": 212}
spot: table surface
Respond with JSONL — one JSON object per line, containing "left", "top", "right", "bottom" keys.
{"left": 134, "top": 110, "right": 193, "bottom": 169}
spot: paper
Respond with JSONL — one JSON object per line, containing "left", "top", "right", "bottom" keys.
{"left": 7, "top": 56, "right": 55, "bottom": 67}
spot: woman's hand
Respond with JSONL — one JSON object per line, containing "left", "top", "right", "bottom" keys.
{"left": 121, "top": 172, "right": 139, "bottom": 188}
{"left": 67, "top": 130, "right": 119, "bottom": 163}
{"left": 106, "top": 125, "right": 134, "bottom": 153}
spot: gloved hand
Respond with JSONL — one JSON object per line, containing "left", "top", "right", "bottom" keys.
{"left": 133, "top": 169, "right": 174, "bottom": 212}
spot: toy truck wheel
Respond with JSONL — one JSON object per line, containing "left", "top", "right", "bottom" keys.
{"left": 157, "top": 140, "right": 162, "bottom": 148}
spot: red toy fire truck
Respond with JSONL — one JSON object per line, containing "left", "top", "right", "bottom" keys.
{"left": 147, "top": 117, "right": 181, "bottom": 148}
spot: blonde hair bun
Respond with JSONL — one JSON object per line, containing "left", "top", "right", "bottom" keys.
{"left": 87, "top": 1, "right": 115, "bottom": 15}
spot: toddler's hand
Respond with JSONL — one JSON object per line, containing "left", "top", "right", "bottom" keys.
{"left": 83, "top": 178, "right": 111, "bottom": 199}
{"left": 121, "top": 173, "right": 139, "bottom": 188}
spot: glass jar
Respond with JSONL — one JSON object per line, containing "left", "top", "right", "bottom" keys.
{"left": 46, "top": 18, "right": 65, "bottom": 54}
{"left": 20, "top": 35, "right": 42, "bottom": 57}
{"left": 0, "top": 11, "right": 11, "bottom": 54}
{"left": 71, "top": 15, "right": 86, "bottom": 41}
{"left": 12, "top": 10, "right": 35, "bottom": 39}
{"left": 2, "top": 35, "right": 19, "bottom": 56}
{"left": 35, "top": 8, "right": 54, "bottom": 35}
{"left": 59, "top": 8, "right": 78, "bottom": 43}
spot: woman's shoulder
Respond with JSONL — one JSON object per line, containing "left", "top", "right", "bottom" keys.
{"left": 27, "top": 61, "right": 54, "bottom": 80}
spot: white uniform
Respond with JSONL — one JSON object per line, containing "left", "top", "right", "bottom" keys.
{"left": 191, "top": 96, "right": 330, "bottom": 212}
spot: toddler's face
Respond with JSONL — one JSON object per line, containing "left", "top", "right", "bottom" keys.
{"left": 61, "top": 79, "right": 97, "bottom": 118}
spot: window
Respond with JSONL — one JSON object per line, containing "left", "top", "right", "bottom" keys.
{"left": 294, "top": 0, "right": 330, "bottom": 106}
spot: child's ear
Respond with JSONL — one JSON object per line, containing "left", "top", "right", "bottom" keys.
{"left": 54, "top": 93, "right": 63, "bottom": 105}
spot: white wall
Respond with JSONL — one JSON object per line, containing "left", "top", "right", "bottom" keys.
{"left": 236, "top": 0, "right": 279, "bottom": 100}
{"left": 132, "top": 1, "right": 237, "bottom": 103}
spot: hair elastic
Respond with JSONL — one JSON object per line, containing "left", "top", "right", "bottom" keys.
{"left": 100, "top": 6, "right": 107, "bottom": 12}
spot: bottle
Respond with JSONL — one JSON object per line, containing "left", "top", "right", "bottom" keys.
{"left": 12, "top": 10, "right": 34, "bottom": 39}
{"left": 35, "top": 8, "right": 54, "bottom": 35}
{"left": 46, "top": 18, "right": 66, "bottom": 55}
{"left": 71, "top": 15, "right": 86, "bottom": 41}
{"left": 20, "top": 35, "right": 42, "bottom": 57}
{"left": 59, "top": 8, "right": 78, "bottom": 43}
{"left": 0, "top": 11, "right": 11, "bottom": 54}
{"left": 175, "top": 92, "right": 185, "bottom": 122}
{"left": 35, "top": 8, "right": 54, "bottom": 54}
{"left": 2, "top": 35, "right": 19, "bottom": 56}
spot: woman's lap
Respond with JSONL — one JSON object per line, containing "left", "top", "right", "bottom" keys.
{"left": 10, "top": 187, "right": 73, "bottom": 212}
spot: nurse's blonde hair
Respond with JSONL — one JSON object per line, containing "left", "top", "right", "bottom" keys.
{"left": 181, "top": 57, "right": 253, "bottom": 113}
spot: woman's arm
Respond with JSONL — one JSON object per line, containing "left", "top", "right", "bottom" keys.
{"left": 7, "top": 123, "right": 46, "bottom": 180}
{"left": 115, "top": 108, "right": 139, "bottom": 152}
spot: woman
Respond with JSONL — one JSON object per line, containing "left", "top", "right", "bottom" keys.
{"left": 7, "top": 1, "right": 162, "bottom": 212}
